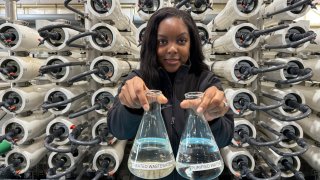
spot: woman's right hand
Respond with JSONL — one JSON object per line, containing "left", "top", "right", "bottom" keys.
{"left": 119, "top": 76, "right": 168, "bottom": 111}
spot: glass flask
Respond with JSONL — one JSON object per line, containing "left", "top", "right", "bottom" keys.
{"left": 176, "top": 92, "right": 224, "bottom": 180}
{"left": 128, "top": 90, "right": 175, "bottom": 179}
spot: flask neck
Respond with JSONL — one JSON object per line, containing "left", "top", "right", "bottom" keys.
{"left": 147, "top": 101, "right": 161, "bottom": 114}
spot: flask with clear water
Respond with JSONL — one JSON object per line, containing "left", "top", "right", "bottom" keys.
{"left": 176, "top": 92, "right": 224, "bottom": 180}
{"left": 128, "top": 90, "right": 175, "bottom": 179}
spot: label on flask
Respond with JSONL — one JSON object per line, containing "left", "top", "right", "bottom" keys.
{"left": 189, "top": 161, "right": 222, "bottom": 171}
{"left": 131, "top": 160, "right": 175, "bottom": 170}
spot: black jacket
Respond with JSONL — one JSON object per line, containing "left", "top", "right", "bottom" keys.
{"left": 107, "top": 64, "right": 234, "bottom": 180}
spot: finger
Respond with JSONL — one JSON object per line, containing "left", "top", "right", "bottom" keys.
{"left": 122, "top": 89, "right": 136, "bottom": 108}
{"left": 180, "top": 99, "right": 201, "bottom": 109}
{"left": 197, "top": 92, "right": 214, "bottom": 113}
{"left": 127, "top": 81, "right": 140, "bottom": 107}
{"left": 208, "top": 89, "right": 225, "bottom": 109}
{"left": 119, "top": 91, "right": 131, "bottom": 108}
{"left": 157, "top": 94, "right": 168, "bottom": 104}
{"left": 135, "top": 82, "right": 149, "bottom": 111}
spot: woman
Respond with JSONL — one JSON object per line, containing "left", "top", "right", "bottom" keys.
{"left": 107, "top": 7, "right": 234, "bottom": 180}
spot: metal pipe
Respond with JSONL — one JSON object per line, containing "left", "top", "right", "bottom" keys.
{"left": 5, "top": 0, "right": 17, "bottom": 22}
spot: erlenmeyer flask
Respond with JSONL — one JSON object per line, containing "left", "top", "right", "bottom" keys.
{"left": 176, "top": 92, "right": 224, "bottom": 180}
{"left": 128, "top": 90, "right": 175, "bottom": 179}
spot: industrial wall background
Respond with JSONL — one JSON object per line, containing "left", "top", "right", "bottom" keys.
{"left": 0, "top": 0, "right": 319, "bottom": 179}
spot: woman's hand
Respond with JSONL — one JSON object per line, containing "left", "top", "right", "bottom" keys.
{"left": 180, "top": 86, "right": 229, "bottom": 121}
{"left": 119, "top": 76, "right": 168, "bottom": 111}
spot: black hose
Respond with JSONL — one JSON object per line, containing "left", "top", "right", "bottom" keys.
{"left": 68, "top": 104, "right": 101, "bottom": 119}
{"left": 42, "top": 92, "right": 90, "bottom": 110}
{"left": 260, "top": 135, "right": 309, "bottom": 157}
{"left": 67, "top": 122, "right": 101, "bottom": 145}
{"left": 250, "top": 63, "right": 287, "bottom": 75}
{"left": 264, "top": 0, "right": 312, "bottom": 18}
{"left": 0, "top": 128, "right": 21, "bottom": 144}
{"left": 39, "top": 62, "right": 86, "bottom": 74}
{"left": 69, "top": 133, "right": 101, "bottom": 146}
{"left": 38, "top": 24, "right": 85, "bottom": 33}
{"left": 247, "top": 146, "right": 282, "bottom": 180}
{"left": 44, "top": 135, "right": 73, "bottom": 153}
{"left": 264, "top": 33, "right": 317, "bottom": 49}
{"left": 242, "top": 25, "right": 289, "bottom": 46}
{"left": 65, "top": 31, "right": 100, "bottom": 49}
{"left": 175, "top": 0, "right": 190, "bottom": 9}
{"left": 248, "top": 100, "right": 284, "bottom": 111}
{"left": 282, "top": 159, "right": 305, "bottom": 180}
{"left": 92, "top": 170, "right": 105, "bottom": 180}
{"left": 64, "top": 0, "right": 85, "bottom": 18}
{"left": 240, "top": 121, "right": 286, "bottom": 147}
{"left": 46, "top": 163, "right": 77, "bottom": 179}
{"left": 262, "top": 101, "right": 311, "bottom": 121}
{"left": 67, "top": 69, "right": 99, "bottom": 85}
{"left": 263, "top": 68, "right": 313, "bottom": 84}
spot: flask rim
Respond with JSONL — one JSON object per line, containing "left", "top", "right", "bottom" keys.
{"left": 146, "top": 90, "right": 162, "bottom": 96}
{"left": 184, "top": 92, "right": 204, "bottom": 99}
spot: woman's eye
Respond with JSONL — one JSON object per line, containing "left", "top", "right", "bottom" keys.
{"left": 178, "top": 39, "right": 187, "bottom": 44}
{"left": 158, "top": 39, "right": 167, "bottom": 45}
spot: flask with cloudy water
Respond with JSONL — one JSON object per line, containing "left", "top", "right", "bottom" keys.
{"left": 128, "top": 90, "right": 175, "bottom": 179}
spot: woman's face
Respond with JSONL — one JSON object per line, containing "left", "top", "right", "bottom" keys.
{"left": 157, "top": 17, "right": 190, "bottom": 73}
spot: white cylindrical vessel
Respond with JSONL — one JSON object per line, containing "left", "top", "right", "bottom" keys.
{"left": 213, "top": 0, "right": 262, "bottom": 30}
{"left": 87, "top": 0, "right": 137, "bottom": 34}
{"left": 295, "top": 113, "right": 320, "bottom": 142}
{"left": 93, "top": 140, "right": 127, "bottom": 176}
{"left": 260, "top": 147, "right": 301, "bottom": 178}
{"left": 233, "top": 118, "right": 257, "bottom": 147}
{"left": 43, "top": 27, "right": 84, "bottom": 51}
{"left": 92, "top": 117, "right": 116, "bottom": 145}
{"left": 261, "top": 84, "right": 306, "bottom": 117}
{"left": 0, "top": 56, "right": 44, "bottom": 83}
{"left": 264, "top": 22, "right": 310, "bottom": 53}
{"left": 213, "top": 23, "right": 260, "bottom": 53}
{"left": 0, "top": 23, "right": 42, "bottom": 51}
{"left": 44, "top": 84, "right": 89, "bottom": 115}
{"left": 0, "top": 84, "right": 55, "bottom": 114}
{"left": 259, "top": 113, "right": 303, "bottom": 148}
{"left": 46, "top": 116, "right": 85, "bottom": 145}
{"left": 90, "top": 56, "right": 139, "bottom": 84}
{"left": 136, "top": 23, "right": 147, "bottom": 46}
{"left": 48, "top": 145, "right": 87, "bottom": 172}
{"left": 262, "top": 0, "right": 310, "bottom": 27}
{"left": 137, "top": 0, "right": 172, "bottom": 21}
{"left": 44, "top": 56, "right": 85, "bottom": 83}
{"left": 292, "top": 139, "right": 320, "bottom": 171}
{"left": 224, "top": 88, "right": 257, "bottom": 116}
{"left": 196, "top": 22, "right": 212, "bottom": 55}
{"left": 263, "top": 57, "right": 306, "bottom": 85}
{"left": 221, "top": 146, "right": 255, "bottom": 176}
{"left": 88, "top": 23, "right": 139, "bottom": 55}
{"left": 91, "top": 86, "right": 118, "bottom": 115}
{"left": 292, "top": 85, "right": 320, "bottom": 112}
{"left": 212, "top": 56, "right": 258, "bottom": 85}
{"left": 5, "top": 136, "right": 47, "bottom": 174}
{"left": 1, "top": 112, "right": 55, "bottom": 145}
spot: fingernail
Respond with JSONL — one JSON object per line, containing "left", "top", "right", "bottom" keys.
{"left": 143, "top": 104, "right": 149, "bottom": 111}
{"left": 197, "top": 107, "right": 203, "bottom": 113}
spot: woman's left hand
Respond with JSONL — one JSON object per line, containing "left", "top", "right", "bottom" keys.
{"left": 180, "top": 86, "right": 229, "bottom": 121}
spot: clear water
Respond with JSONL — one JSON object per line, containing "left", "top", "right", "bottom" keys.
{"left": 176, "top": 138, "right": 224, "bottom": 180}
{"left": 128, "top": 137, "right": 175, "bottom": 179}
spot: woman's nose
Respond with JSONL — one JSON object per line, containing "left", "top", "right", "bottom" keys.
{"left": 167, "top": 43, "right": 178, "bottom": 54}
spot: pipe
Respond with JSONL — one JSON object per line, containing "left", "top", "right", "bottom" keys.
{"left": 5, "top": 0, "right": 17, "bottom": 22}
